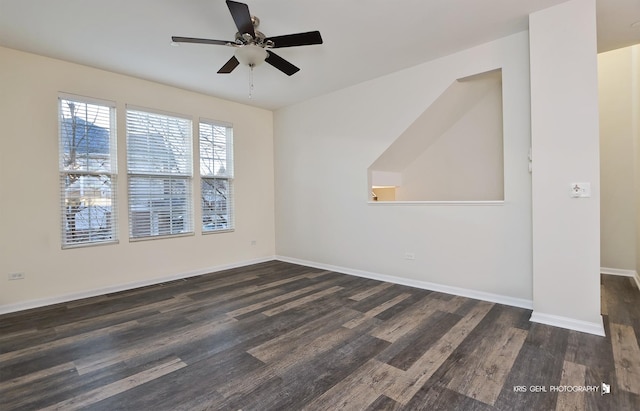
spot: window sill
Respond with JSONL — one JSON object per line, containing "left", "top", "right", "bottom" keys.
{"left": 202, "top": 228, "right": 235, "bottom": 235}
{"left": 129, "top": 232, "right": 195, "bottom": 242}
{"left": 62, "top": 240, "right": 119, "bottom": 250}
{"left": 367, "top": 200, "right": 505, "bottom": 206}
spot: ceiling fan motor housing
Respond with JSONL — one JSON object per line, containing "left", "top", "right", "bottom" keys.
{"left": 235, "top": 27, "right": 273, "bottom": 48}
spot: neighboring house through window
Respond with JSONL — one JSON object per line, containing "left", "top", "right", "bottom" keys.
{"left": 199, "top": 120, "right": 234, "bottom": 232}
{"left": 59, "top": 95, "right": 117, "bottom": 247}
{"left": 126, "top": 108, "right": 193, "bottom": 239}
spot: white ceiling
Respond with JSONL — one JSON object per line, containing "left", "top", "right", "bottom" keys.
{"left": 0, "top": 0, "right": 638, "bottom": 110}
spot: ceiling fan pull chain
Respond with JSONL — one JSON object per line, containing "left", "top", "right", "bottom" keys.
{"left": 249, "top": 65, "right": 255, "bottom": 99}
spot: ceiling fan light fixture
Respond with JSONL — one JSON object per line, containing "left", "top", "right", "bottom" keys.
{"left": 234, "top": 44, "right": 268, "bottom": 67}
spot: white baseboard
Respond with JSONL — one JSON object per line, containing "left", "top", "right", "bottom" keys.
{"left": 0, "top": 256, "right": 274, "bottom": 316}
{"left": 275, "top": 255, "right": 533, "bottom": 310}
{"left": 3, "top": 255, "right": 609, "bottom": 339}
{"left": 530, "top": 311, "right": 606, "bottom": 337}
{"left": 601, "top": 267, "right": 640, "bottom": 290}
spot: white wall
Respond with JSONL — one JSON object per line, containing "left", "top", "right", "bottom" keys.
{"left": 598, "top": 46, "right": 639, "bottom": 272}
{"left": 0, "top": 46, "right": 275, "bottom": 310}
{"left": 529, "top": 0, "right": 603, "bottom": 334}
{"left": 274, "top": 32, "right": 532, "bottom": 302}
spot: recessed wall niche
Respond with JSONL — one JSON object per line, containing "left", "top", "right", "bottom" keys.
{"left": 368, "top": 69, "right": 504, "bottom": 202}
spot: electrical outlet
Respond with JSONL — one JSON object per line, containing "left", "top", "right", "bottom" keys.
{"left": 404, "top": 252, "right": 415, "bottom": 260}
{"left": 8, "top": 272, "right": 25, "bottom": 280}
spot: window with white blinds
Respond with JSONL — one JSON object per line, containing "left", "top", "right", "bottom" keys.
{"left": 199, "top": 120, "right": 234, "bottom": 233}
{"left": 59, "top": 96, "right": 117, "bottom": 247}
{"left": 126, "top": 108, "right": 193, "bottom": 239}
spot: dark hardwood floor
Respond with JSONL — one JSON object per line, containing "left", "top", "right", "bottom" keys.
{"left": 1, "top": 261, "right": 639, "bottom": 410}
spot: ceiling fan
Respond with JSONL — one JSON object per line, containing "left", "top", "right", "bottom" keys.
{"left": 171, "top": 0, "right": 323, "bottom": 76}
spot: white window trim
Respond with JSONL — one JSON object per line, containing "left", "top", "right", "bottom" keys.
{"left": 59, "top": 94, "right": 118, "bottom": 248}
{"left": 199, "top": 118, "right": 234, "bottom": 234}
{"left": 126, "top": 106, "right": 194, "bottom": 240}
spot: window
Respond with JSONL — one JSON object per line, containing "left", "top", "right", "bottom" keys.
{"left": 126, "top": 108, "right": 193, "bottom": 239}
{"left": 199, "top": 120, "right": 233, "bottom": 232}
{"left": 59, "top": 96, "right": 117, "bottom": 247}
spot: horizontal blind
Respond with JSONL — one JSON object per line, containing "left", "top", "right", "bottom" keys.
{"left": 127, "top": 109, "right": 193, "bottom": 239}
{"left": 200, "top": 120, "right": 234, "bottom": 232}
{"left": 126, "top": 110, "right": 192, "bottom": 176}
{"left": 59, "top": 97, "right": 117, "bottom": 247}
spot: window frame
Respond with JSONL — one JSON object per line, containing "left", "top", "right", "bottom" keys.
{"left": 199, "top": 118, "right": 234, "bottom": 234}
{"left": 126, "top": 106, "right": 194, "bottom": 241}
{"left": 58, "top": 94, "right": 118, "bottom": 248}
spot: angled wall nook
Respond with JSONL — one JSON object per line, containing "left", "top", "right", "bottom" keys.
{"left": 368, "top": 69, "right": 504, "bottom": 202}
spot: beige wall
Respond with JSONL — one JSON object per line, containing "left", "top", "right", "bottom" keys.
{"left": 0, "top": 46, "right": 275, "bottom": 310}
{"left": 598, "top": 46, "right": 639, "bottom": 272}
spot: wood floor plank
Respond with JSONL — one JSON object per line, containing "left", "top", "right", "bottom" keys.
{"left": 89, "top": 350, "right": 262, "bottom": 411}
{"left": 0, "top": 320, "right": 139, "bottom": 364}
{"left": 610, "top": 322, "right": 640, "bottom": 395}
{"left": 40, "top": 358, "right": 186, "bottom": 410}
{"left": 369, "top": 295, "right": 448, "bottom": 343}
{"left": 217, "top": 324, "right": 370, "bottom": 401}
{"left": 448, "top": 326, "right": 527, "bottom": 405}
{"left": 178, "top": 295, "right": 359, "bottom": 367}
{"left": 349, "top": 282, "right": 393, "bottom": 301}
{"left": 182, "top": 287, "right": 285, "bottom": 322}
{"left": 262, "top": 285, "right": 343, "bottom": 316}
{"left": 0, "top": 361, "right": 76, "bottom": 391}
{"left": 0, "top": 327, "right": 59, "bottom": 356}
{"left": 582, "top": 366, "right": 617, "bottom": 411}
{"left": 248, "top": 306, "right": 360, "bottom": 363}
{"left": 564, "top": 328, "right": 614, "bottom": 370}
{"left": 365, "top": 395, "right": 404, "bottom": 411}
{"left": 184, "top": 273, "right": 260, "bottom": 294}
{"left": 234, "top": 333, "right": 389, "bottom": 411}
{"left": 343, "top": 293, "right": 412, "bottom": 329}
{"left": 223, "top": 283, "right": 325, "bottom": 318}
{"left": 73, "top": 316, "right": 235, "bottom": 375}
{"left": 493, "top": 324, "right": 569, "bottom": 411}
{"left": 603, "top": 276, "right": 640, "bottom": 326}
{"left": 368, "top": 290, "right": 430, "bottom": 322}
{"left": 383, "top": 300, "right": 495, "bottom": 405}
{"left": 0, "top": 327, "right": 39, "bottom": 343}
{"left": 185, "top": 271, "right": 317, "bottom": 305}
{"left": 1, "top": 360, "right": 132, "bottom": 410}
{"left": 305, "top": 359, "right": 403, "bottom": 410}
{"left": 403, "top": 384, "right": 494, "bottom": 411}
{"left": 381, "top": 310, "right": 462, "bottom": 371}
{"left": 53, "top": 295, "right": 193, "bottom": 337}
{"left": 554, "top": 360, "right": 587, "bottom": 411}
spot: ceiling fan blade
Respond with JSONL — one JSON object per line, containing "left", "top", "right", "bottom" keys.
{"left": 226, "top": 0, "right": 255, "bottom": 37}
{"left": 266, "top": 31, "right": 323, "bottom": 48}
{"left": 217, "top": 56, "right": 240, "bottom": 74}
{"left": 172, "top": 36, "right": 231, "bottom": 46}
{"left": 265, "top": 51, "right": 300, "bottom": 76}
